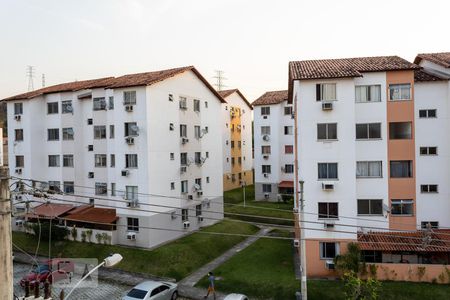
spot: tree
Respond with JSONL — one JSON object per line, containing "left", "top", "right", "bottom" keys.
{"left": 343, "top": 271, "right": 381, "bottom": 300}
{"left": 335, "top": 242, "right": 362, "bottom": 274}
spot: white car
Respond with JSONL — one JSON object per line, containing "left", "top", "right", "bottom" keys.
{"left": 224, "top": 294, "right": 249, "bottom": 300}
{"left": 122, "top": 280, "right": 178, "bottom": 300}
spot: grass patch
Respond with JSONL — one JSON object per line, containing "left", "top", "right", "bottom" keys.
{"left": 197, "top": 229, "right": 450, "bottom": 300}
{"left": 197, "top": 229, "right": 297, "bottom": 299}
{"left": 13, "top": 220, "right": 258, "bottom": 281}
{"left": 224, "top": 185, "right": 294, "bottom": 226}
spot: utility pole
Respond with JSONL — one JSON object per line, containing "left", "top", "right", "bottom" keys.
{"left": 213, "top": 70, "right": 227, "bottom": 91}
{"left": 293, "top": 93, "right": 307, "bottom": 300}
{"left": 0, "top": 167, "right": 12, "bottom": 300}
{"left": 26, "top": 65, "right": 35, "bottom": 91}
{"left": 299, "top": 180, "right": 307, "bottom": 300}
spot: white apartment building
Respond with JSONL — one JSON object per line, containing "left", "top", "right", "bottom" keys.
{"left": 218, "top": 89, "right": 254, "bottom": 191}
{"left": 413, "top": 53, "right": 450, "bottom": 230}
{"left": 252, "top": 90, "right": 294, "bottom": 201}
{"left": 289, "top": 55, "right": 450, "bottom": 277}
{"left": 3, "top": 66, "right": 225, "bottom": 248}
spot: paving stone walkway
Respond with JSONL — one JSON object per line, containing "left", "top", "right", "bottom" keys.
{"left": 178, "top": 226, "right": 272, "bottom": 299}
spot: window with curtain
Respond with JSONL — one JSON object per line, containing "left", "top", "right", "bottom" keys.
{"left": 390, "top": 160, "right": 413, "bottom": 178}
{"left": 261, "top": 146, "right": 271, "bottom": 154}
{"left": 316, "top": 83, "right": 337, "bottom": 101}
{"left": 319, "top": 242, "right": 339, "bottom": 259}
{"left": 356, "top": 161, "right": 382, "bottom": 178}
{"left": 125, "top": 185, "right": 138, "bottom": 201}
{"left": 261, "top": 126, "right": 271, "bottom": 135}
{"left": 391, "top": 199, "right": 413, "bottom": 215}
{"left": 125, "top": 154, "right": 138, "bottom": 168}
{"left": 355, "top": 85, "right": 381, "bottom": 102}
{"left": 318, "top": 163, "right": 338, "bottom": 179}
{"left": 389, "top": 84, "right": 411, "bottom": 101}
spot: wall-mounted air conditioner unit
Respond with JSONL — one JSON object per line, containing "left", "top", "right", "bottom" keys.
{"left": 15, "top": 168, "right": 22, "bottom": 174}
{"left": 15, "top": 219, "right": 24, "bottom": 227}
{"left": 125, "top": 105, "right": 134, "bottom": 112}
{"left": 125, "top": 137, "right": 135, "bottom": 145}
{"left": 88, "top": 172, "right": 94, "bottom": 178}
{"left": 198, "top": 215, "right": 204, "bottom": 222}
{"left": 263, "top": 154, "right": 269, "bottom": 159}
{"left": 127, "top": 200, "right": 139, "bottom": 208}
{"left": 264, "top": 193, "right": 269, "bottom": 199}
{"left": 121, "top": 170, "right": 130, "bottom": 177}
{"left": 262, "top": 134, "right": 270, "bottom": 141}
{"left": 324, "top": 220, "right": 335, "bottom": 229}
{"left": 322, "top": 182, "right": 334, "bottom": 191}
{"left": 281, "top": 167, "right": 285, "bottom": 172}
{"left": 263, "top": 115, "right": 267, "bottom": 119}
{"left": 197, "top": 191, "right": 203, "bottom": 197}
{"left": 325, "top": 260, "right": 335, "bottom": 270}
{"left": 183, "top": 221, "right": 190, "bottom": 229}
{"left": 181, "top": 137, "right": 189, "bottom": 144}
{"left": 14, "top": 115, "right": 21, "bottom": 121}
{"left": 180, "top": 166, "right": 187, "bottom": 173}
{"left": 322, "top": 101, "right": 333, "bottom": 110}
{"left": 188, "top": 194, "right": 193, "bottom": 200}
{"left": 293, "top": 239, "right": 300, "bottom": 248}
{"left": 171, "top": 212, "right": 177, "bottom": 220}
{"left": 126, "top": 232, "right": 136, "bottom": 240}
{"left": 263, "top": 173, "right": 269, "bottom": 178}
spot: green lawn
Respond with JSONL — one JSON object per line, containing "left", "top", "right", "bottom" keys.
{"left": 224, "top": 185, "right": 294, "bottom": 226}
{"left": 197, "top": 229, "right": 450, "bottom": 300}
{"left": 13, "top": 220, "right": 258, "bottom": 281}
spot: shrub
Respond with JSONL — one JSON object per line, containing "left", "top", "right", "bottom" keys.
{"left": 417, "top": 266, "right": 426, "bottom": 281}
{"left": 95, "top": 233, "right": 102, "bottom": 244}
{"left": 335, "top": 243, "right": 362, "bottom": 275}
{"left": 86, "top": 229, "right": 93, "bottom": 243}
{"left": 80, "top": 231, "right": 87, "bottom": 243}
{"left": 70, "top": 226, "right": 78, "bottom": 241}
{"left": 31, "top": 222, "right": 68, "bottom": 241}
{"left": 101, "top": 233, "right": 109, "bottom": 245}
{"left": 343, "top": 271, "right": 381, "bottom": 300}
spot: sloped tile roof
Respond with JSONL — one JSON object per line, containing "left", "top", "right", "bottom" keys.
{"left": 218, "top": 89, "right": 253, "bottom": 110}
{"left": 64, "top": 205, "right": 118, "bottom": 224}
{"left": 252, "top": 90, "right": 288, "bottom": 106}
{"left": 414, "top": 69, "right": 449, "bottom": 82}
{"left": 26, "top": 203, "right": 74, "bottom": 220}
{"left": 414, "top": 52, "right": 450, "bottom": 68}
{"left": 2, "top": 66, "right": 226, "bottom": 103}
{"left": 358, "top": 230, "right": 450, "bottom": 252}
{"left": 3, "top": 77, "right": 115, "bottom": 101}
{"left": 289, "top": 56, "right": 420, "bottom": 80}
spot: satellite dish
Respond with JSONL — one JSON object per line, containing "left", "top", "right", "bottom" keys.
{"left": 194, "top": 184, "right": 201, "bottom": 190}
{"left": 66, "top": 106, "right": 73, "bottom": 112}
{"left": 130, "top": 125, "right": 139, "bottom": 132}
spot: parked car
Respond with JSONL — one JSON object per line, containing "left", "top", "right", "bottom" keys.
{"left": 224, "top": 294, "right": 249, "bottom": 300}
{"left": 122, "top": 280, "right": 178, "bottom": 300}
{"left": 20, "top": 259, "right": 74, "bottom": 288}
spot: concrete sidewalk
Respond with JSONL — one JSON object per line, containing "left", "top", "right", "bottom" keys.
{"left": 178, "top": 226, "right": 271, "bottom": 299}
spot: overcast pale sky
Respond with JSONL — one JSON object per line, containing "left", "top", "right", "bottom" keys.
{"left": 1, "top": 0, "right": 449, "bottom": 100}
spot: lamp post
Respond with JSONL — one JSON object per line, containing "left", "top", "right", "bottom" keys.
{"left": 241, "top": 180, "right": 246, "bottom": 207}
{"left": 64, "top": 254, "right": 123, "bottom": 300}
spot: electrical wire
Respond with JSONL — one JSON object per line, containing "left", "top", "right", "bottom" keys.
{"left": 11, "top": 176, "right": 450, "bottom": 232}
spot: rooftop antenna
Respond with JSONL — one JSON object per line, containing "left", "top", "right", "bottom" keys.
{"left": 26, "top": 66, "right": 35, "bottom": 91}
{"left": 213, "top": 70, "right": 227, "bottom": 91}
{"left": 41, "top": 74, "right": 46, "bottom": 88}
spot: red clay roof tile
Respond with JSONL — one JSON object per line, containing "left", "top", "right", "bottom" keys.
{"left": 414, "top": 52, "right": 450, "bottom": 68}
{"left": 252, "top": 90, "right": 288, "bottom": 106}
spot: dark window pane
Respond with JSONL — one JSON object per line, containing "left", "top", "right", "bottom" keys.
{"left": 328, "top": 163, "right": 338, "bottom": 179}
{"left": 318, "top": 163, "right": 328, "bottom": 179}
{"left": 317, "top": 124, "right": 327, "bottom": 140}
{"left": 357, "top": 200, "right": 370, "bottom": 214}
{"left": 371, "top": 200, "right": 383, "bottom": 215}
{"left": 428, "top": 110, "right": 436, "bottom": 117}
{"left": 329, "top": 203, "right": 338, "bottom": 218}
{"left": 369, "top": 123, "right": 381, "bottom": 139}
{"left": 318, "top": 203, "right": 328, "bottom": 218}
{"left": 419, "top": 110, "right": 427, "bottom": 118}
{"left": 328, "top": 124, "right": 337, "bottom": 139}
{"left": 356, "top": 124, "right": 367, "bottom": 139}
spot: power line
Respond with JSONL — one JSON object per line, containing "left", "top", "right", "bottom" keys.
{"left": 20, "top": 197, "right": 450, "bottom": 251}
{"left": 10, "top": 176, "right": 439, "bottom": 232}
{"left": 10, "top": 177, "right": 450, "bottom": 238}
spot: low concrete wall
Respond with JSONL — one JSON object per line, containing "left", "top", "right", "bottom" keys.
{"left": 67, "top": 227, "right": 118, "bottom": 245}
{"left": 368, "top": 263, "right": 450, "bottom": 283}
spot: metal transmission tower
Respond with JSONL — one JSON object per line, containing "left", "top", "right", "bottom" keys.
{"left": 213, "top": 70, "right": 227, "bottom": 91}
{"left": 26, "top": 66, "right": 35, "bottom": 91}
{"left": 42, "top": 74, "right": 46, "bottom": 88}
